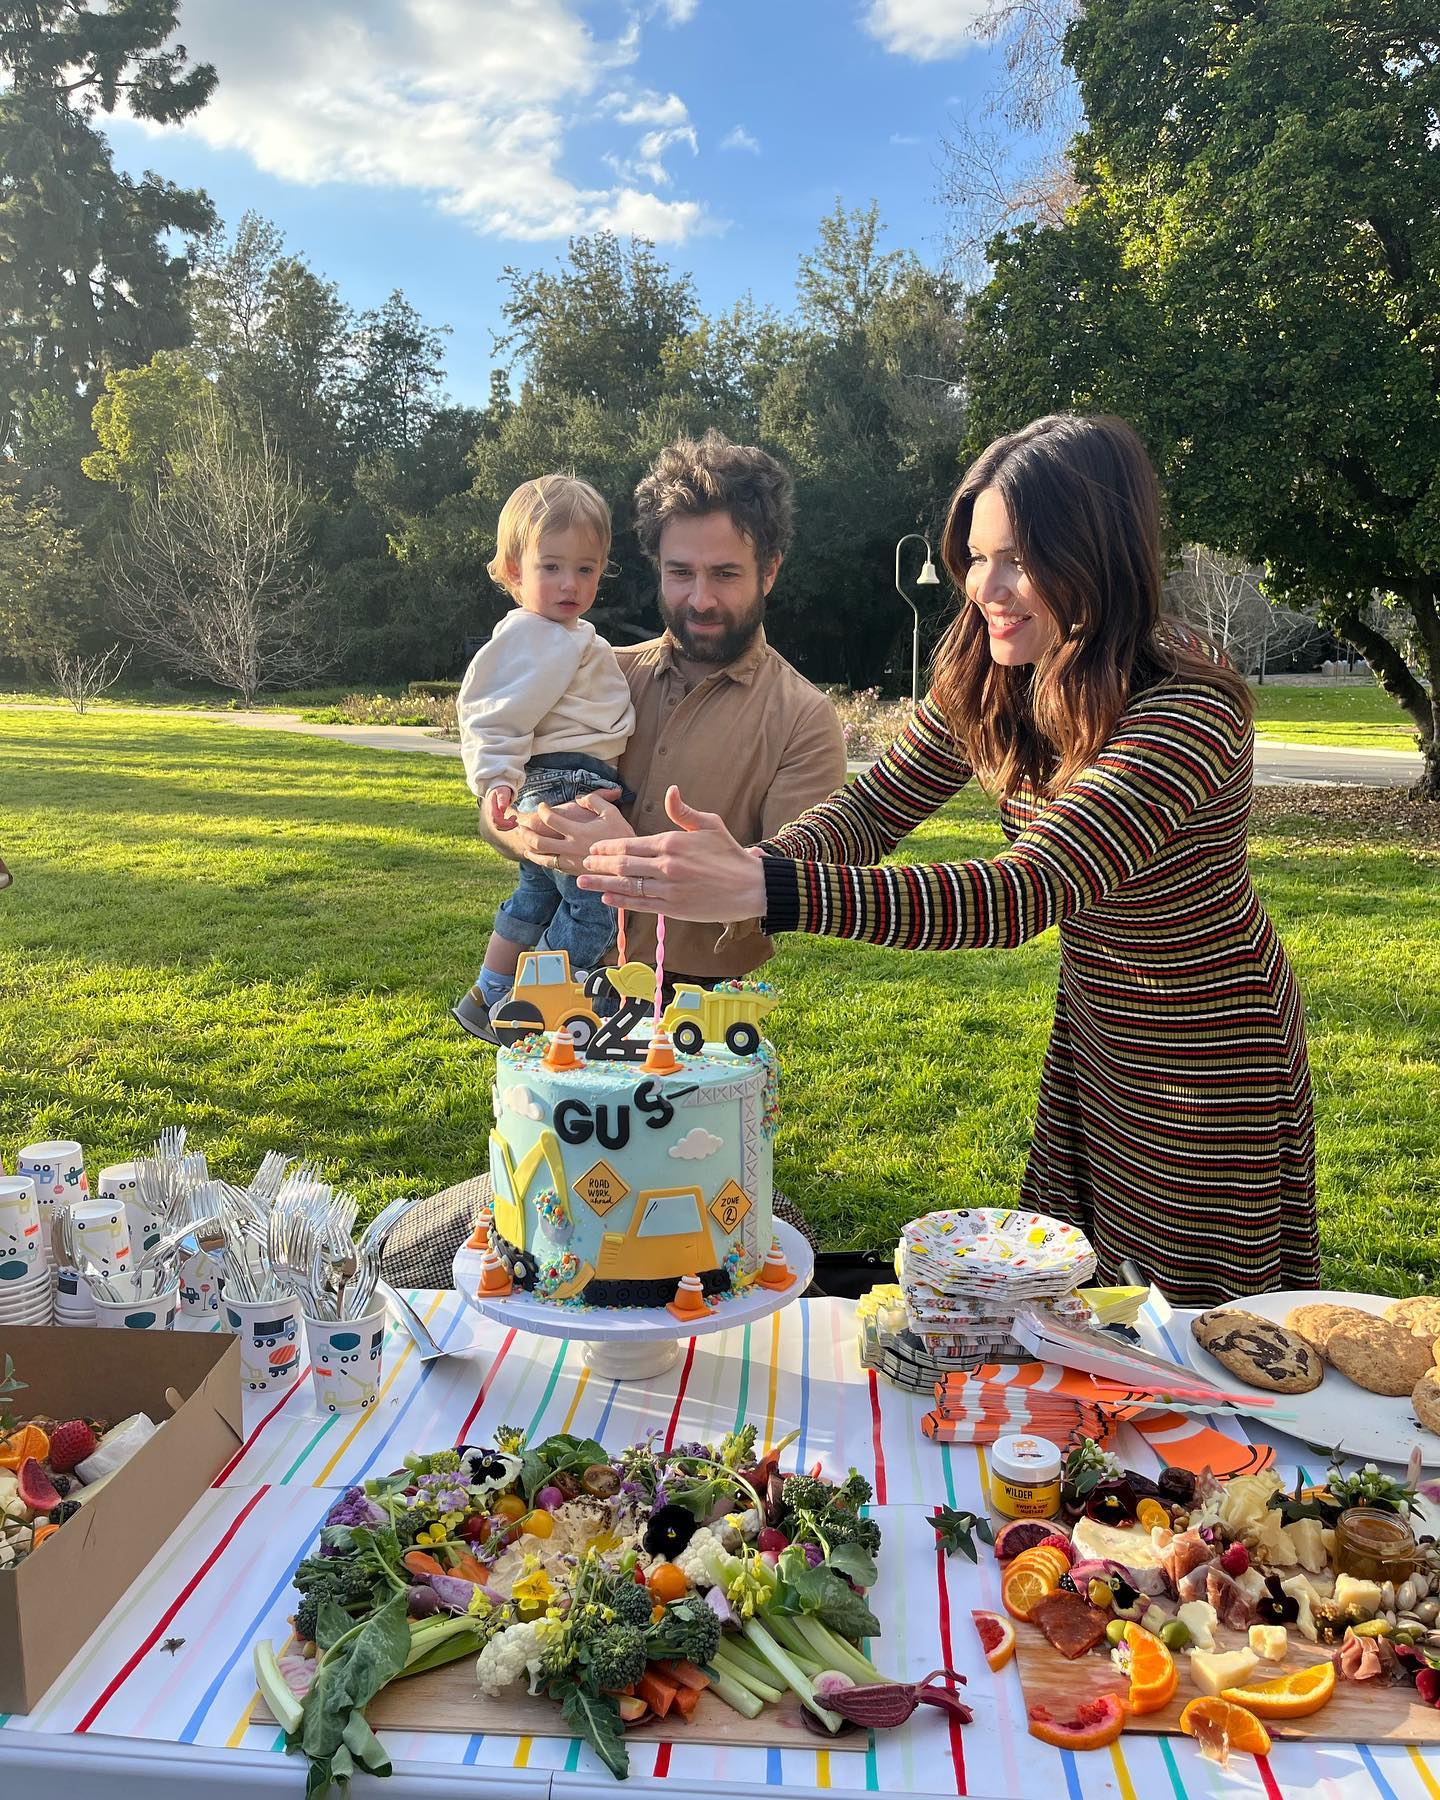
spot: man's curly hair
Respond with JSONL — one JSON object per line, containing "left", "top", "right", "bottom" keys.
{"left": 632, "top": 429, "right": 794, "bottom": 571}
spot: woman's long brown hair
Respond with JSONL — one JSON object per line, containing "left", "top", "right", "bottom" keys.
{"left": 930, "top": 414, "right": 1252, "bottom": 798}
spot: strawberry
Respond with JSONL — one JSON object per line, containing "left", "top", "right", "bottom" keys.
{"left": 47, "top": 1419, "right": 98, "bottom": 1473}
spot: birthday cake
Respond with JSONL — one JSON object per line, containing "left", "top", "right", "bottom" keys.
{"left": 477, "top": 957, "right": 786, "bottom": 1310}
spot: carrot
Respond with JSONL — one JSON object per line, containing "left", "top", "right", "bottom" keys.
{"left": 656, "top": 1660, "right": 710, "bottom": 1692}
{"left": 671, "top": 1683, "right": 702, "bottom": 1720}
{"left": 635, "top": 1669, "right": 679, "bottom": 1718}
{"left": 32, "top": 1521, "right": 59, "bottom": 1547}
{"left": 402, "top": 1549, "right": 447, "bottom": 1579}
{"left": 447, "top": 1548, "right": 488, "bottom": 1584}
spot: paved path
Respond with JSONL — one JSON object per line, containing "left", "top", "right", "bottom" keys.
{"left": 6, "top": 702, "right": 1425, "bottom": 786}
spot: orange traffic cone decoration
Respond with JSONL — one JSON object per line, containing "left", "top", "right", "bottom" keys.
{"left": 757, "top": 1241, "right": 795, "bottom": 1292}
{"left": 667, "top": 1272, "right": 709, "bottom": 1321}
{"left": 544, "top": 1025, "right": 580, "bottom": 1071}
{"left": 477, "top": 1245, "right": 513, "bottom": 1297}
{"left": 464, "top": 1202, "right": 495, "bottom": 1251}
{"left": 643, "top": 1028, "right": 682, "bottom": 1076}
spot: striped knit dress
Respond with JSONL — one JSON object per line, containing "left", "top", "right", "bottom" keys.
{"left": 760, "top": 681, "right": 1320, "bottom": 1308}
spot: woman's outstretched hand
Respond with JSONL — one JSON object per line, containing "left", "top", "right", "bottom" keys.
{"left": 578, "top": 786, "right": 768, "bottom": 922}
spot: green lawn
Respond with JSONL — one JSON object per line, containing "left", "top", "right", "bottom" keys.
{"left": 2, "top": 712, "right": 1436, "bottom": 1294}
{"left": 1250, "top": 682, "right": 1421, "bottom": 750}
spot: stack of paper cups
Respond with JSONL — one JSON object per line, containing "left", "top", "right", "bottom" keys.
{"left": 99, "top": 1162, "right": 161, "bottom": 1255}
{"left": 16, "top": 1140, "right": 89, "bottom": 1267}
{"left": 70, "top": 1196, "right": 134, "bottom": 1305}
{"left": 0, "top": 1175, "right": 52, "bottom": 1324}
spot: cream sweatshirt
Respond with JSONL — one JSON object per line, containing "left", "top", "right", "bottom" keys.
{"left": 457, "top": 609, "right": 635, "bottom": 799}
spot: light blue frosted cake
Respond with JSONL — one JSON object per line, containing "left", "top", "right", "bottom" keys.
{"left": 487, "top": 1039, "right": 777, "bottom": 1307}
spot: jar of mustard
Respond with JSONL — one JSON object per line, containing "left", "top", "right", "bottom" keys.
{"left": 990, "top": 1434, "right": 1063, "bottom": 1520}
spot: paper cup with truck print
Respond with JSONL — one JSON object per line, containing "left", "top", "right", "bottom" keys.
{"left": 305, "top": 1306, "right": 384, "bottom": 1413}
{"left": 225, "top": 1294, "right": 303, "bottom": 1393}
{"left": 16, "top": 1141, "right": 88, "bottom": 1266}
{"left": 0, "top": 1175, "right": 44, "bottom": 1282}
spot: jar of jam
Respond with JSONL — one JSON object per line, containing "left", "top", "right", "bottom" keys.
{"left": 1332, "top": 1506, "right": 1418, "bottom": 1583}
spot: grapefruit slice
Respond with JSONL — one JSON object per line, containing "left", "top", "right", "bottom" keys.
{"left": 1179, "top": 1696, "right": 1272, "bottom": 1764}
{"left": 1221, "top": 1661, "right": 1335, "bottom": 1718}
{"left": 994, "top": 1518, "right": 1066, "bottom": 1562}
{"left": 971, "top": 1609, "right": 1016, "bottom": 1671}
{"left": 1028, "top": 1693, "right": 1127, "bottom": 1749}
{"left": 1123, "top": 1622, "right": 1177, "bottom": 1714}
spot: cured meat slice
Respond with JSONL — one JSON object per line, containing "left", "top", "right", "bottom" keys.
{"left": 1029, "top": 1590, "right": 1109, "bottom": 1661}
{"left": 1160, "top": 1529, "right": 1216, "bottom": 1591}
{"left": 1205, "top": 1566, "right": 1257, "bottom": 1629}
{"left": 1335, "top": 1630, "right": 1389, "bottom": 1682}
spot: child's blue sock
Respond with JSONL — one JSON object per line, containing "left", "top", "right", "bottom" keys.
{"left": 477, "top": 967, "right": 512, "bottom": 1008}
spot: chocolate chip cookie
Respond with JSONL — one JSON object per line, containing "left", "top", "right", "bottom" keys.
{"left": 1286, "top": 1302, "right": 1374, "bottom": 1353}
{"left": 1327, "top": 1317, "right": 1436, "bottom": 1396}
{"left": 1192, "top": 1308, "right": 1324, "bottom": 1393}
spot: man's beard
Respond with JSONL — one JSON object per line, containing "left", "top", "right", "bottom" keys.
{"left": 658, "top": 588, "right": 766, "bottom": 664}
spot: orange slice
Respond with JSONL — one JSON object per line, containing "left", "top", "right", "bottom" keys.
{"left": 1124, "top": 1621, "right": 1178, "bottom": 1715}
{"left": 1221, "top": 1660, "right": 1336, "bottom": 1719}
{"left": 1179, "top": 1696, "right": 1272, "bottom": 1763}
{"left": 971, "top": 1608, "right": 1017, "bottom": 1671}
{"left": 1006, "top": 1547, "right": 1070, "bottom": 1585}
{"left": 1002, "top": 1563, "right": 1055, "bottom": 1621}
{"left": 0, "top": 1424, "right": 48, "bottom": 1470}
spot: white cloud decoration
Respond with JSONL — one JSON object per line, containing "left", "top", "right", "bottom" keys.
{"left": 502, "top": 1086, "right": 546, "bottom": 1122}
{"left": 669, "top": 1127, "right": 723, "bottom": 1161}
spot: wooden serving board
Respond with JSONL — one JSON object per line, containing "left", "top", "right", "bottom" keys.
{"left": 254, "top": 1658, "right": 867, "bottom": 1753}
{"left": 1013, "top": 1623, "right": 1440, "bottom": 1744}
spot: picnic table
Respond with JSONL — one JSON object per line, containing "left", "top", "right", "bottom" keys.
{"left": 0, "top": 1292, "right": 1435, "bottom": 1799}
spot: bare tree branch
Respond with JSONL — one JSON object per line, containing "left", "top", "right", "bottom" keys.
{"left": 108, "top": 397, "right": 336, "bottom": 705}
{"left": 50, "top": 643, "right": 131, "bottom": 714}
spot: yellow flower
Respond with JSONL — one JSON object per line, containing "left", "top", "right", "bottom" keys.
{"left": 512, "top": 1558, "right": 556, "bottom": 1617}
{"left": 466, "top": 1589, "right": 493, "bottom": 1619}
{"left": 417, "top": 1522, "right": 448, "bottom": 1546}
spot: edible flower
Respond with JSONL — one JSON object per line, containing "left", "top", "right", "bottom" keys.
{"left": 416, "top": 1522, "right": 449, "bottom": 1547}
{"left": 644, "top": 1503, "right": 700, "bottom": 1559}
{"left": 512, "top": 1556, "right": 557, "bottom": 1615}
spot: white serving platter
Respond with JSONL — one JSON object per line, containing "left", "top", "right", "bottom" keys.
{"left": 452, "top": 1217, "right": 814, "bottom": 1381}
{"left": 1180, "top": 1288, "right": 1440, "bottom": 1469}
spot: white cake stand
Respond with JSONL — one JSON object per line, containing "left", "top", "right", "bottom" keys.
{"left": 452, "top": 1219, "right": 814, "bottom": 1382}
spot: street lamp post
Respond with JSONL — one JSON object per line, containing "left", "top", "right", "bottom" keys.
{"left": 894, "top": 533, "right": 941, "bottom": 705}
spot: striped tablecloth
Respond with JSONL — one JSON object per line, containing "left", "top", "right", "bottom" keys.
{"left": 3, "top": 1292, "right": 1439, "bottom": 1800}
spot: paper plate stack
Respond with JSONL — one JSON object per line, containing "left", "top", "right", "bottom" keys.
{"left": 896, "top": 1207, "right": 1097, "bottom": 1369}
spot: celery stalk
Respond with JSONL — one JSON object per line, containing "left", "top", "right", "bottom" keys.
{"left": 253, "top": 1638, "right": 304, "bottom": 1736}
{"left": 716, "top": 1633, "right": 786, "bottom": 1691}
{"left": 706, "top": 1666, "right": 765, "bottom": 1719}
{"left": 790, "top": 1613, "right": 887, "bottom": 1685}
{"left": 765, "top": 1614, "right": 828, "bottom": 1677}
{"left": 711, "top": 1641, "right": 784, "bottom": 1703}
{"left": 741, "top": 1618, "right": 842, "bottom": 1732}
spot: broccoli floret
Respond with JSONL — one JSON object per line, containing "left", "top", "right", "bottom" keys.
{"left": 590, "top": 1623, "right": 648, "bottom": 1692}
{"left": 779, "top": 1474, "right": 830, "bottom": 1516}
{"left": 835, "top": 1469, "right": 873, "bottom": 1510}
{"left": 646, "top": 1594, "right": 721, "bottom": 1668}
{"left": 604, "top": 1577, "right": 657, "bottom": 1630}
{"left": 821, "top": 1512, "right": 882, "bottom": 1558}
{"left": 294, "top": 1592, "right": 319, "bottom": 1646}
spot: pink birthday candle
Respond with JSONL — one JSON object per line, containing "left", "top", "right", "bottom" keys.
{"left": 653, "top": 912, "right": 666, "bottom": 1029}
{"left": 616, "top": 906, "right": 627, "bottom": 966}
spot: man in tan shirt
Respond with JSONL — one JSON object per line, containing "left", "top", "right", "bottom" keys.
{"left": 452, "top": 428, "right": 846, "bottom": 1032}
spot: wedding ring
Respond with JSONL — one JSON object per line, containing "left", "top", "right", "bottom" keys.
{"left": 636, "top": 876, "right": 647, "bottom": 898}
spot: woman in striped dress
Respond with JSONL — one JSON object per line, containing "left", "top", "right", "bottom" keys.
{"left": 579, "top": 414, "right": 1320, "bottom": 1307}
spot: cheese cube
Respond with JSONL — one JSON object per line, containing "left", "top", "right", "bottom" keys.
{"left": 1187, "top": 1648, "right": 1259, "bottom": 1697}
{"left": 1333, "top": 1574, "right": 1383, "bottom": 1618}
{"left": 1248, "top": 1624, "right": 1289, "bottom": 1662}
{"left": 1176, "top": 1601, "right": 1218, "bottom": 1652}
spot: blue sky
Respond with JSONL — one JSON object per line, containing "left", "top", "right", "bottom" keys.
{"left": 106, "top": 0, "right": 1006, "bottom": 404}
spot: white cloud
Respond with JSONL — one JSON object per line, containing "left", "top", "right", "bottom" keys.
{"left": 653, "top": 0, "right": 699, "bottom": 20}
{"left": 602, "top": 88, "right": 691, "bottom": 127}
{"left": 606, "top": 125, "right": 698, "bottom": 188}
{"left": 890, "top": 132, "right": 924, "bottom": 145}
{"left": 502, "top": 1086, "right": 545, "bottom": 1122}
{"left": 720, "top": 126, "right": 760, "bottom": 154}
{"left": 862, "top": 0, "right": 990, "bottom": 60}
{"left": 669, "top": 1127, "right": 723, "bottom": 1160}
{"left": 122, "top": 0, "right": 707, "bottom": 242}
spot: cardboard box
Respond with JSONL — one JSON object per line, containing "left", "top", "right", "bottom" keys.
{"left": 0, "top": 1324, "right": 242, "bottom": 1712}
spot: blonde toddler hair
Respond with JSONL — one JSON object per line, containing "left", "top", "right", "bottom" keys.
{"left": 487, "top": 474, "right": 612, "bottom": 597}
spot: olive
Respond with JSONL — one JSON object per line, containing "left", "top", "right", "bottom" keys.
{"left": 1161, "top": 1620, "right": 1192, "bottom": 1652}
{"left": 1105, "top": 1618, "right": 1128, "bottom": 1647}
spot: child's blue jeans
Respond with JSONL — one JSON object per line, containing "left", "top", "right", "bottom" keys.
{"left": 489, "top": 752, "right": 630, "bottom": 973}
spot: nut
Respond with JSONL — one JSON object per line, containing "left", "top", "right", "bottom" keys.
{"left": 1419, "top": 1599, "right": 1440, "bottom": 1625}
{"left": 1382, "top": 1581, "right": 1397, "bottom": 1610}
{"left": 1384, "top": 1608, "right": 1398, "bottom": 1626}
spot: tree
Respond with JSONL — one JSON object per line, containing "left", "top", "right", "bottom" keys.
{"left": 349, "top": 290, "right": 447, "bottom": 460}
{"left": 0, "top": 481, "right": 95, "bottom": 672}
{"left": 110, "top": 398, "right": 334, "bottom": 703}
{"left": 51, "top": 640, "right": 129, "bottom": 712}
{"left": 960, "top": 0, "right": 1440, "bottom": 796}
{"left": 496, "top": 233, "right": 697, "bottom": 410}
{"left": 83, "top": 350, "right": 209, "bottom": 490}
{"left": 797, "top": 201, "right": 914, "bottom": 332}
{"left": 0, "top": 1, "right": 215, "bottom": 462}
{"left": 1168, "top": 548, "right": 1314, "bottom": 680}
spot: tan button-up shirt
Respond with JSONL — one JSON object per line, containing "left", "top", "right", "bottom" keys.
{"left": 612, "top": 630, "right": 847, "bottom": 977}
